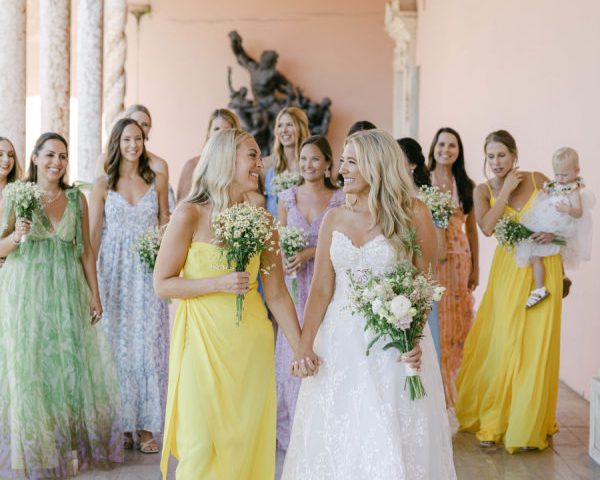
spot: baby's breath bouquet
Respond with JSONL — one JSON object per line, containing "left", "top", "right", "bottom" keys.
{"left": 3, "top": 180, "right": 43, "bottom": 243}
{"left": 270, "top": 171, "right": 301, "bottom": 196}
{"left": 134, "top": 227, "right": 162, "bottom": 271}
{"left": 495, "top": 214, "right": 566, "bottom": 251}
{"left": 212, "top": 202, "right": 277, "bottom": 324}
{"left": 278, "top": 226, "right": 308, "bottom": 303}
{"left": 348, "top": 261, "right": 445, "bottom": 400}
{"left": 417, "top": 185, "right": 455, "bottom": 228}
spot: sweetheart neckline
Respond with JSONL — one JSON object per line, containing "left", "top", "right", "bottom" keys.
{"left": 332, "top": 230, "right": 386, "bottom": 250}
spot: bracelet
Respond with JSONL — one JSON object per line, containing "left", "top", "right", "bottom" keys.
{"left": 11, "top": 233, "right": 20, "bottom": 244}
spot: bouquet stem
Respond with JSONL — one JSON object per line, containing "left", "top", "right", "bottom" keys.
{"left": 405, "top": 375, "right": 426, "bottom": 400}
{"left": 15, "top": 206, "right": 32, "bottom": 244}
{"left": 235, "top": 293, "right": 244, "bottom": 325}
{"left": 290, "top": 274, "right": 298, "bottom": 304}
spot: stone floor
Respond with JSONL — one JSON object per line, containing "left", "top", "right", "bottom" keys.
{"left": 76, "top": 382, "right": 600, "bottom": 480}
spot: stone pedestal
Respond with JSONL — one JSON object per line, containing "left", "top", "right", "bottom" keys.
{"left": 590, "top": 369, "right": 600, "bottom": 464}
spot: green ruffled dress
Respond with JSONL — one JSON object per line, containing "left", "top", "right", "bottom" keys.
{"left": 0, "top": 187, "right": 123, "bottom": 479}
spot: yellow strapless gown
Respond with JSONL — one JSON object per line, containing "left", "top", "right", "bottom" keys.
{"left": 161, "top": 242, "right": 275, "bottom": 479}
{"left": 455, "top": 179, "right": 562, "bottom": 453}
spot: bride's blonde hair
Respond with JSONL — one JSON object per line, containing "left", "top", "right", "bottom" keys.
{"left": 186, "top": 128, "right": 253, "bottom": 219}
{"left": 346, "top": 129, "right": 416, "bottom": 258}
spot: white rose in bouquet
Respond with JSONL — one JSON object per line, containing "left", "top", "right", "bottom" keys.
{"left": 371, "top": 298, "right": 384, "bottom": 316}
{"left": 390, "top": 294, "right": 412, "bottom": 319}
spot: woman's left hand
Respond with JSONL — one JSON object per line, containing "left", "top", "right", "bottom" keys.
{"left": 530, "top": 231, "right": 556, "bottom": 244}
{"left": 90, "top": 296, "right": 103, "bottom": 325}
{"left": 468, "top": 266, "right": 479, "bottom": 290}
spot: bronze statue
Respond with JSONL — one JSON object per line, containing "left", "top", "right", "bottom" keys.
{"left": 227, "top": 31, "right": 332, "bottom": 153}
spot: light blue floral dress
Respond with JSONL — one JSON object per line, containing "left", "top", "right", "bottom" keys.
{"left": 97, "top": 181, "right": 169, "bottom": 434}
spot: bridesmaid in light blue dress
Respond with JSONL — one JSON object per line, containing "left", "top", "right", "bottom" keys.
{"left": 262, "top": 107, "right": 310, "bottom": 218}
{"left": 90, "top": 118, "right": 170, "bottom": 454}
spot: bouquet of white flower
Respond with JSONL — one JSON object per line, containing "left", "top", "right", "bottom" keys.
{"left": 348, "top": 261, "right": 445, "bottom": 400}
{"left": 134, "top": 227, "right": 162, "bottom": 271}
{"left": 417, "top": 185, "right": 455, "bottom": 229}
{"left": 270, "top": 171, "right": 301, "bottom": 196}
{"left": 2, "top": 180, "right": 43, "bottom": 243}
{"left": 212, "top": 202, "right": 277, "bottom": 324}
{"left": 495, "top": 214, "right": 566, "bottom": 251}
{"left": 278, "top": 226, "right": 308, "bottom": 303}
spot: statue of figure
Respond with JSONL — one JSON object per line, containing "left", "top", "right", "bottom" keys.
{"left": 229, "top": 30, "right": 293, "bottom": 115}
{"left": 227, "top": 66, "right": 254, "bottom": 129}
{"left": 307, "top": 97, "right": 332, "bottom": 136}
{"left": 226, "top": 31, "right": 332, "bottom": 151}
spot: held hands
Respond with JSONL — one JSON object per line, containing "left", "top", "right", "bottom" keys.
{"left": 217, "top": 272, "right": 250, "bottom": 295}
{"left": 530, "top": 231, "right": 556, "bottom": 244}
{"left": 290, "top": 346, "right": 321, "bottom": 378}
{"left": 12, "top": 218, "right": 32, "bottom": 242}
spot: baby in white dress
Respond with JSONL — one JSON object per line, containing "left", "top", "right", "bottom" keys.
{"left": 517, "top": 147, "right": 589, "bottom": 308}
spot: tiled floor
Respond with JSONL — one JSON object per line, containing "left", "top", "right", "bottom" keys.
{"left": 76, "top": 383, "right": 600, "bottom": 479}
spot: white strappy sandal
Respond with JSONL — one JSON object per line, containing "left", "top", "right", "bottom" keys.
{"left": 525, "top": 287, "right": 550, "bottom": 309}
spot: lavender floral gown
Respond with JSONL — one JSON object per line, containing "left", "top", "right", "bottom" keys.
{"left": 97, "top": 182, "right": 169, "bottom": 435}
{"left": 275, "top": 186, "right": 345, "bottom": 451}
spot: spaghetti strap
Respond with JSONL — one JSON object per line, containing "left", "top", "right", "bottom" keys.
{"left": 530, "top": 172, "right": 538, "bottom": 191}
{"left": 485, "top": 182, "right": 494, "bottom": 199}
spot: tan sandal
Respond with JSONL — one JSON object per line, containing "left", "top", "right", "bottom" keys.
{"left": 525, "top": 287, "right": 550, "bottom": 309}
{"left": 138, "top": 436, "right": 159, "bottom": 454}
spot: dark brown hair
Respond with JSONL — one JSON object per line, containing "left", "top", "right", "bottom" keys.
{"left": 27, "top": 132, "right": 70, "bottom": 189}
{"left": 347, "top": 120, "right": 377, "bottom": 136}
{"left": 0, "top": 136, "right": 21, "bottom": 183}
{"left": 428, "top": 127, "right": 475, "bottom": 214}
{"left": 397, "top": 137, "right": 431, "bottom": 188}
{"left": 104, "top": 118, "right": 155, "bottom": 191}
{"left": 299, "top": 135, "right": 338, "bottom": 190}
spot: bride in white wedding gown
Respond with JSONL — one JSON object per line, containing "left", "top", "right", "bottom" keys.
{"left": 282, "top": 130, "right": 456, "bottom": 480}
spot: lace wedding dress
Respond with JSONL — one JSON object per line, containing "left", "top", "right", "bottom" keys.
{"left": 281, "top": 231, "right": 456, "bottom": 480}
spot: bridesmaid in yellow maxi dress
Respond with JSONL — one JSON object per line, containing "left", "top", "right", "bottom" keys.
{"left": 153, "top": 129, "right": 318, "bottom": 479}
{"left": 455, "top": 130, "right": 562, "bottom": 453}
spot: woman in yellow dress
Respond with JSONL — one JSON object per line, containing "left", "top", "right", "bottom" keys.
{"left": 455, "top": 130, "right": 562, "bottom": 453}
{"left": 154, "top": 128, "right": 318, "bottom": 479}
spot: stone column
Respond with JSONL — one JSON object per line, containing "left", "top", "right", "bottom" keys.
{"left": 40, "top": 0, "right": 70, "bottom": 140}
{"left": 0, "top": 0, "right": 27, "bottom": 163}
{"left": 103, "top": 0, "right": 127, "bottom": 136}
{"left": 385, "top": 0, "right": 418, "bottom": 139}
{"left": 77, "top": 0, "right": 104, "bottom": 181}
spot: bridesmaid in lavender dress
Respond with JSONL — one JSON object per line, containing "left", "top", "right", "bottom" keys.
{"left": 275, "top": 135, "right": 345, "bottom": 453}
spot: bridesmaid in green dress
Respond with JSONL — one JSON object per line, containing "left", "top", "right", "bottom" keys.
{"left": 0, "top": 133, "right": 123, "bottom": 478}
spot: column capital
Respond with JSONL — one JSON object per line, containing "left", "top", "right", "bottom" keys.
{"left": 385, "top": 1, "right": 417, "bottom": 72}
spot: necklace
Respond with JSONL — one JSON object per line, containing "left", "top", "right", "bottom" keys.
{"left": 43, "top": 189, "right": 62, "bottom": 206}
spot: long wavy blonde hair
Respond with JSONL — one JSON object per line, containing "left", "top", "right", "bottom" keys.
{"left": 272, "top": 106, "right": 310, "bottom": 174}
{"left": 346, "top": 129, "right": 416, "bottom": 258}
{"left": 186, "top": 128, "right": 252, "bottom": 220}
